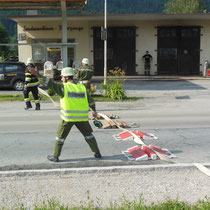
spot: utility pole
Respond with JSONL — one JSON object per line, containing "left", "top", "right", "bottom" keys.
{"left": 61, "top": 1, "right": 68, "bottom": 67}
{"left": 104, "top": 0, "right": 107, "bottom": 85}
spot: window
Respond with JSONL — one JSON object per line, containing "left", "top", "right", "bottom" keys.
{"left": 182, "top": 28, "right": 200, "bottom": 37}
{"left": 0, "top": 64, "right": 3, "bottom": 73}
{"left": 116, "top": 28, "right": 135, "bottom": 38}
{"left": 0, "top": 64, "right": 4, "bottom": 80}
{"left": 32, "top": 46, "right": 45, "bottom": 63}
{"left": 159, "top": 48, "right": 177, "bottom": 60}
{"left": 47, "top": 47, "right": 61, "bottom": 64}
{"left": 5, "top": 64, "right": 23, "bottom": 73}
{"left": 159, "top": 29, "right": 177, "bottom": 38}
{"left": 32, "top": 39, "right": 61, "bottom": 63}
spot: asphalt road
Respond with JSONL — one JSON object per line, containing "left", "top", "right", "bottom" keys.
{"left": 0, "top": 79, "right": 210, "bottom": 170}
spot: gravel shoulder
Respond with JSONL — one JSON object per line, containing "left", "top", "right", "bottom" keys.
{"left": 0, "top": 164, "right": 209, "bottom": 209}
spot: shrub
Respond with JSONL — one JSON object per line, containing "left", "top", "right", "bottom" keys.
{"left": 100, "top": 67, "right": 126, "bottom": 101}
{"left": 48, "top": 88, "right": 55, "bottom": 96}
{"left": 90, "top": 84, "right": 97, "bottom": 95}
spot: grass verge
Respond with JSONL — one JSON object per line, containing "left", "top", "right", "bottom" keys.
{"left": 2, "top": 196, "right": 209, "bottom": 210}
{"left": 0, "top": 94, "right": 142, "bottom": 102}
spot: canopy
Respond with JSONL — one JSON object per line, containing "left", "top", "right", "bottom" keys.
{"left": 0, "top": 0, "right": 88, "bottom": 67}
{"left": 0, "top": 0, "right": 87, "bottom": 10}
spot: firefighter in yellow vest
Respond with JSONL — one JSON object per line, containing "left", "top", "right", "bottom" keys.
{"left": 39, "top": 67, "right": 102, "bottom": 162}
{"left": 76, "top": 58, "right": 93, "bottom": 93}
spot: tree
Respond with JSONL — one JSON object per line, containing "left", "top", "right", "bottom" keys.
{"left": 8, "top": 34, "right": 18, "bottom": 57}
{"left": 0, "top": 23, "right": 9, "bottom": 59}
{"left": 164, "top": 0, "right": 206, "bottom": 14}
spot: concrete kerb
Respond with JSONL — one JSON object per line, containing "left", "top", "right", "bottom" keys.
{"left": 125, "top": 78, "right": 210, "bottom": 81}
{"left": 0, "top": 163, "right": 209, "bottom": 177}
{"left": 92, "top": 76, "right": 210, "bottom": 82}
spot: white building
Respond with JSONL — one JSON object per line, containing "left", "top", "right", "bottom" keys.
{"left": 10, "top": 13, "right": 210, "bottom": 76}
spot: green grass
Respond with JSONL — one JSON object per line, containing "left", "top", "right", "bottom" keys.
{"left": 92, "top": 94, "right": 142, "bottom": 102}
{"left": 1, "top": 196, "right": 209, "bottom": 210}
{"left": 0, "top": 94, "right": 24, "bottom": 101}
{"left": 0, "top": 94, "right": 142, "bottom": 102}
{"left": 0, "top": 94, "right": 58, "bottom": 102}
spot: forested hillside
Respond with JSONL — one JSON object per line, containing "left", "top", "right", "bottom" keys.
{"left": 1, "top": 0, "right": 210, "bottom": 39}
{"left": 44, "top": 0, "right": 169, "bottom": 14}
{"left": 0, "top": 10, "right": 24, "bottom": 38}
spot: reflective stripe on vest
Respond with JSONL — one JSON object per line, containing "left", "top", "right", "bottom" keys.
{"left": 79, "top": 68, "right": 93, "bottom": 72}
{"left": 25, "top": 77, "right": 31, "bottom": 81}
{"left": 78, "top": 80, "right": 89, "bottom": 84}
{"left": 61, "top": 108, "right": 89, "bottom": 114}
{"left": 60, "top": 82, "right": 89, "bottom": 122}
{"left": 27, "top": 81, "right": 40, "bottom": 87}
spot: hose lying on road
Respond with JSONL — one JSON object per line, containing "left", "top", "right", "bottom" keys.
{"left": 98, "top": 112, "right": 174, "bottom": 163}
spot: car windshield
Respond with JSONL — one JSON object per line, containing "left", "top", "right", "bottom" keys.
{"left": 0, "top": 64, "right": 3, "bottom": 73}
{"left": 4, "top": 64, "right": 23, "bottom": 73}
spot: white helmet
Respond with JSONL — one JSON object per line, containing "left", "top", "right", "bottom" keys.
{"left": 82, "top": 58, "right": 89, "bottom": 65}
{"left": 61, "top": 67, "right": 75, "bottom": 77}
{"left": 26, "top": 58, "right": 34, "bottom": 65}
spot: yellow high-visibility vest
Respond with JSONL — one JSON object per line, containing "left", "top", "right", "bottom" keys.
{"left": 60, "top": 82, "right": 89, "bottom": 122}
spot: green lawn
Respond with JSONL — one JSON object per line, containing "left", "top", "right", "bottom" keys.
{"left": 0, "top": 94, "right": 142, "bottom": 102}
{"left": 2, "top": 196, "right": 209, "bottom": 210}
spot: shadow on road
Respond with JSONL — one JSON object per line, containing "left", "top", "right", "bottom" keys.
{"left": 93, "top": 79, "right": 207, "bottom": 91}
{"left": 0, "top": 80, "right": 207, "bottom": 94}
{"left": 170, "top": 150, "right": 183, "bottom": 154}
{"left": 0, "top": 156, "right": 169, "bottom": 171}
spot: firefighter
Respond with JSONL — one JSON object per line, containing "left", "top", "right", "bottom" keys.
{"left": 76, "top": 58, "right": 93, "bottom": 93}
{"left": 23, "top": 58, "right": 40, "bottom": 110}
{"left": 38, "top": 67, "right": 102, "bottom": 162}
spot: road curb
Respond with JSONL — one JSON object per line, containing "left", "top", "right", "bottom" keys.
{"left": 92, "top": 77, "right": 210, "bottom": 82}
{"left": 0, "top": 163, "right": 209, "bottom": 177}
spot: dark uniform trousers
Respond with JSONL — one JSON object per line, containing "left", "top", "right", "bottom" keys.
{"left": 54, "top": 120, "right": 100, "bottom": 157}
{"left": 23, "top": 86, "right": 40, "bottom": 108}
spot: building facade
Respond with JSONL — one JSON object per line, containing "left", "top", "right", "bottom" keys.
{"left": 10, "top": 13, "right": 210, "bottom": 76}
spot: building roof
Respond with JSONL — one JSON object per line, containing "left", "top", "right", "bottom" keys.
{"left": 9, "top": 13, "right": 210, "bottom": 22}
{"left": 0, "top": 0, "right": 87, "bottom": 10}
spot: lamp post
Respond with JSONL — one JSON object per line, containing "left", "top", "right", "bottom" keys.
{"left": 61, "top": 1, "right": 68, "bottom": 67}
{"left": 104, "top": 0, "right": 107, "bottom": 85}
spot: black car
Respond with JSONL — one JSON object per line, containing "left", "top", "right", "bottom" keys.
{"left": 0, "top": 62, "right": 26, "bottom": 91}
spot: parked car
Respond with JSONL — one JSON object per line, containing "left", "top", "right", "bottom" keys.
{"left": 0, "top": 62, "right": 26, "bottom": 91}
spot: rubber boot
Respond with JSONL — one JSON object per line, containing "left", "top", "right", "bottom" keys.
{"left": 47, "top": 155, "right": 59, "bottom": 162}
{"left": 47, "top": 140, "right": 63, "bottom": 162}
{"left": 35, "top": 103, "right": 40, "bottom": 110}
{"left": 94, "top": 152, "right": 102, "bottom": 158}
{"left": 25, "top": 101, "right": 32, "bottom": 110}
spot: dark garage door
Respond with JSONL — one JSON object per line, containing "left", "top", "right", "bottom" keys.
{"left": 93, "top": 27, "right": 136, "bottom": 76}
{"left": 157, "top": 26, "right": 200, "bottom": 76}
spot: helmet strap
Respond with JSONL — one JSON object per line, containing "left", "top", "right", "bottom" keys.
{"left": 64, "top": 77, "right": 68, "bottom": 83}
